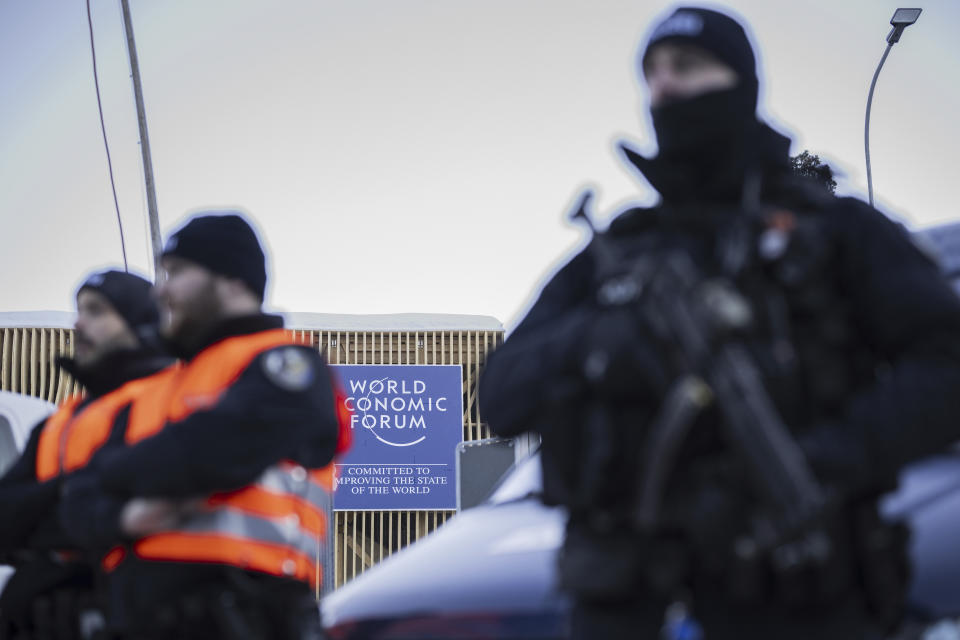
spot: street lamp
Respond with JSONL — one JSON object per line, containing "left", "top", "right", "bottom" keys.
{"left": 864, "top": 8, "right": 921, "bottom": 208}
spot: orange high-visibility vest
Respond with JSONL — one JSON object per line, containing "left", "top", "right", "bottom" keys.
{"left": 106, "top": 329, "right": 336, "bottom": 589}
{"left": 35, "top": 369, "right": 174, "bottom": 482}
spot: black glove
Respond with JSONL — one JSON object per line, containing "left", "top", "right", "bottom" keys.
{"left": 57, "top": 471, "right": 125, "bottom": 549}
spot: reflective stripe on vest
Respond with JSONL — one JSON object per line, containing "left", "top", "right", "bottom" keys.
{"left": 35, "top": 368, "right": 174, "bottom": 481}
{"left": 129, "top": 463, "right": 331, "bottom": 586}
{"left": 109, "top": 329, "right": 335, "bottom": 586}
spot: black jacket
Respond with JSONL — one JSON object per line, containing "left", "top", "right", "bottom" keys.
{"left": 0, "top": 348, "right": 172, "bottom": 553}
{"left": 0, "top": 347, "right": 171, "bottom": 619}
{"left": 60, "top": 314, "right": 341, "bottom": 628}
{"left": 479, "top": 123, "right": 960, "bottom": 516}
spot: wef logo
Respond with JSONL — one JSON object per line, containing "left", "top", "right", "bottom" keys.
{"left": 343, "top": 376, "right": 450, "bottom": 448}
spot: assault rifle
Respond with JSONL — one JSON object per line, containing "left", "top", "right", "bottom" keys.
{"left": 569, "top": 190, "right": 829, "bottom": 555}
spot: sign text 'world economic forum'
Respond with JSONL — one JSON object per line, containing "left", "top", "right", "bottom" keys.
{"left": 330, "top": 364, "right": 463, "bottom": 510}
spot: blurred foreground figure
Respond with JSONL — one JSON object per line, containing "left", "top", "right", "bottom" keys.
{"left": 480, "top": 6, "right": 960, "bottom": 639}
{"left": 0, "top": 270, "right": 171, "bottom": 639}
{"left": 59, "top": 213, "right": 349, "bottom": 639}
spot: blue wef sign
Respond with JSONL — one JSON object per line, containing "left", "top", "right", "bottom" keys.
{"left": 330, "top": 365, "right": 463, "bottom": 510}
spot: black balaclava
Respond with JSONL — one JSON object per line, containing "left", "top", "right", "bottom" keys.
{"left": 641, "top": 7, "right": 759, "bottom": 163}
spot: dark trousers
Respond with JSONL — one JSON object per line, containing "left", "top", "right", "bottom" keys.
{"left": 570, "top": 598, "right": 667, "bottom": 640}
{"left": 571, "top": 591, "right": 887, "bottom": 640}
{"left": 0, "top": 560, "right": 104, "bottom": 640}
{"left": 112, "top": 581, "right": 323, "bottom": 640}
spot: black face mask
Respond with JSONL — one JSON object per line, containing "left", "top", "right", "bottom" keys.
{"left": 650, "top": 82, "right": 758, "bottom": 162}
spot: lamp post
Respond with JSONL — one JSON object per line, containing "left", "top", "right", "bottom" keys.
{"left": 865, "top": 8, "right": 921, "bottom": 208}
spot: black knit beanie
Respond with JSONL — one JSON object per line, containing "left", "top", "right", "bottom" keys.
{"left": 641, "top": 6, "right": 758, "bottom": 106}
{"left": 162, "top": 212, "right": 267, "bottom": 300}
{"left": 77, "top": 270, "right": 159, "bottom": 336}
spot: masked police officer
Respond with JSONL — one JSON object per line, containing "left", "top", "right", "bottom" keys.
{"left": 0, "top": 270, "right": 172, "bottom": 639}
{"left": 479, "top": 6, "right": 960, "bottom": 639}
{"left": 58, "top": 213, "right": 348, "bottom": 639}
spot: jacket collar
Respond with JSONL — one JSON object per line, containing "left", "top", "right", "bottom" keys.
{"left": 57, "top": 347, "right": 174, "bottom": 399}
{"left": 170, "top": 313, "right": 284, "bottom": 361}
{"left": 618, "top": 122, "right": 792, "bottom": 206}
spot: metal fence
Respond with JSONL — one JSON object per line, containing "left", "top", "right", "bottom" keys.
{"left": 1, "top": 320, "right": 504, "bottom": 589}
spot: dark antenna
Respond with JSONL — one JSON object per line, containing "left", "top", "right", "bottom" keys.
{"left": 86, "top": 0, "right": 129, "bottom": 271}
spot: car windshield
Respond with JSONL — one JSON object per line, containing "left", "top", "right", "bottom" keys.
{"left": 486, "top": 452, "right": 543, "bottom": 505}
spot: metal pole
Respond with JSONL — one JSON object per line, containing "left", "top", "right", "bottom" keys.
{"left": 322, "top": 501, "right": 335, "bottom": 597}
{"left": 120, "top": 0, "right": 163, "bottom": 281}
{"left": 864, "top": 43, "right": 892, "bottom": 209}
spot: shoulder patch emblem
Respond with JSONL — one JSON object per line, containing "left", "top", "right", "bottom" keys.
{"left": 262, "top": 347, "right": 315, "bottom": 392}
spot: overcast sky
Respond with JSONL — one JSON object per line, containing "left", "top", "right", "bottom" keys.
{"left": 2, "top": 0, "right": 958, "bottom": 330}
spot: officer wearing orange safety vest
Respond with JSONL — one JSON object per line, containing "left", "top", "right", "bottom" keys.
{"left": 0, "top": 270, "right": 172, "bottom": 639}
{"left": 58, "top": 213, "right": 349, "bottom": 639}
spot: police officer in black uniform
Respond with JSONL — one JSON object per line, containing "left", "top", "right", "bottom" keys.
{"left": 479, "top": 7, "right": 960, "bottom": 639}
{"left": 58, "top": 213, "right": 345, "bottom": 639}
{"left": 0, "top": 270, "right": 171, "bottom": 639}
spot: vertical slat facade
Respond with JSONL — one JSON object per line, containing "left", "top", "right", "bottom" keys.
{"left": 0, "top": 327, "right": 78, "bottom": 403}
{"left": 0, "top": 322, "right": 504, "bottom": 590}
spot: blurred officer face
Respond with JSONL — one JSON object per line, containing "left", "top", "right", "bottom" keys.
{"left": 642, "top": 42, "right": 738, "bottom": 108}
{"left": 73, "top": 289, "right": 138, "bottom": 367}
{"left": 156, "top": 256, "right": 261, "bottom": 345}
{"left": 155, "top": 256, "right": 224, "bottom": 344}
